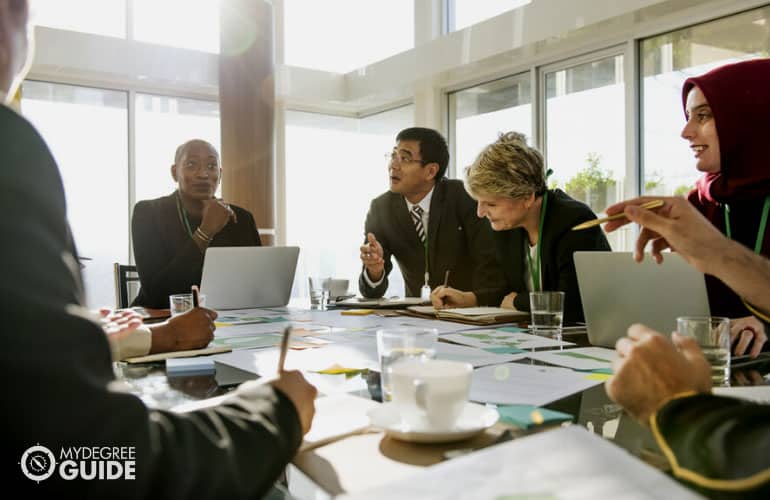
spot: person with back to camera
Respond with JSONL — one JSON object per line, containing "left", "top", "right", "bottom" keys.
{"left": 603, "top": 195, "right": 770, "bottom": 498}
{"left": 1, "top": 3, "right": 316, "bottom": 496}
{"left": 131, "top": 139, "right": 261, "bottom": 309}
{"left": 431, "top": 132, "right": 611, "bottom": 323}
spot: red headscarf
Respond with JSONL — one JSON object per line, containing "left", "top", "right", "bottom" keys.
{"left": 682, "top": 59, "right": 770, "bottom": 319}
{"left": 682, "top": 58, "right": 770, "bottom": 205}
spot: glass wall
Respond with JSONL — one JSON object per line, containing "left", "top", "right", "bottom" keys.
{"left": 283, "top": 0, "right": 414, "bottom": 73}
{"left": 545, "top": 54, "right": 626, "bottom": 250}
{"left": 22, "top": 81, "right": 129, "bottom": 309}
{"left": 641, "top": 6, "right": 770, "bottom": 198}
{"left": 448, "top": 0, "right": 531, "bottom": 32}
{"left": 134, "top": 94, "right": 221, "bottom": 204}
{"left": 285, "top": 105, "right": 414, "bottom": 298}
{"left": 449, "top": 73, "right": 531, "bottom": 179}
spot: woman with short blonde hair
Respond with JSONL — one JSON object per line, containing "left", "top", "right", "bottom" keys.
{"left": 432, "top": 132, "right": 611, "bottom": 323}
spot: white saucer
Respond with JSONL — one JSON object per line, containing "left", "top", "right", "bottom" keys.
{"left": 367, "top": 402, "right": 498, "bottom": 443}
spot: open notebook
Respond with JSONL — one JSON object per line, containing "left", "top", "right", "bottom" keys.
{"left": 406, "top": 306, "right": 529, "bottom": 325}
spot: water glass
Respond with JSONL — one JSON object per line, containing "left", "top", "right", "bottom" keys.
{"left": 169, "top": 293, "right": 206, "bottom": 317}
{"left": 308, "top": 276, "right": 331, "bottom": 310}
{"left": 677, "top": 316, "right": 731, "bottom": 386}
{"left": 529, "top": 291, "right": 565, "bottom": 337}
{"left": 376, "top": 327, "right": 438, "bottom": 401}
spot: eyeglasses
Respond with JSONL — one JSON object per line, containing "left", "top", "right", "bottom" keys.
{"left": 385, "top": 149, "right": 427, "bottom": 165}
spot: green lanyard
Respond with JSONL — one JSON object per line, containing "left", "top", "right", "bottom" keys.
{"left": 723, "top": 196, "right": 770, "bottom": 254}
{"left": 175, "top": 191, "right": 194, "bottom": 239}
{"left": 525, "top": 190, "right": 549, "bottom": 292}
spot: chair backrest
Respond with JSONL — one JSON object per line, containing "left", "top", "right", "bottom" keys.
{"left": 113, "top": 263, "right": 140, "bottom": 309}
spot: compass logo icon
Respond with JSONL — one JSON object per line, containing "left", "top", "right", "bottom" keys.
{"left": 20, "top": 445, "right": 56, "bottom": 482}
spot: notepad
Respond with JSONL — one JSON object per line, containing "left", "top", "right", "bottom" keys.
{"left": 407, "top": 306, "right": 529, "bottom": 325}
{"left": 124, "top": 345, "right": 232, "bottom": 364}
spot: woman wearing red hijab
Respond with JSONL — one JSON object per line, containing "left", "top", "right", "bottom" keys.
{"left": 682, "top": 58, "right": 770, "bottom": 356}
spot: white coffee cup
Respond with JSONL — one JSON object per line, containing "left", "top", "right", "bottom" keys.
{"left": 389, "top": 359, "right": 472, "bottom": 431}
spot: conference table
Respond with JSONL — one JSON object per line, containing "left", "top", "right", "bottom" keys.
{"left": 116, "top": 303, "right": 770, "bottom": 499}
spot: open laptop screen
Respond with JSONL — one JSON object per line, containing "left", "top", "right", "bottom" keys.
{"left": 201, "top": 246, "right": 300, "bottom": 310}
{"left": 574, "top": 251, "right": 710, "bottom": 348}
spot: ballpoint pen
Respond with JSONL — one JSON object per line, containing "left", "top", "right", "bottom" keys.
{"left": 192, "top": 285, "right": 200, "bottom": 308}
{"left": 277, "top": 326, "right": 292, "bottom": 373}
{"left": 571, "top": 200, "right": 664, "bottom": 231}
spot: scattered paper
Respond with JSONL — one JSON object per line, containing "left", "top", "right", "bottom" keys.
{"left": 496, "top": 405, "right": 573, "bottom": 429}
{"left": 525, "top": 347, "right": 618, "bottom": 371}
{"left": 338, "top": 426, "right": 701, "bottom": 500}
{"left": 301, "top": 394, "right": 380, "bottom": 451}
{"left": 470, "top": 363, "right": 602, "bottom": 406}
{"left": 713, "top": 385, "right": 770, "bottom": 403}
{"left": 443, "top": 329, "right": 573, "bottom": 351}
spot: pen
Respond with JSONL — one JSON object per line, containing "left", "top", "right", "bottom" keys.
{"left": 191, "top": 285, "right": 200, "bottom": 308}
{"left": 443, "top": 269, "right": 451, "bottom": 288}
{"left": 277, "top": 326, "right": 292, "bottom": 373}
{"left": 571, "top": 199, "right": 664, "bottom": 231}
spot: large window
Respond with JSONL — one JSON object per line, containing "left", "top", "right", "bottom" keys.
{"left": 134, "top": 94, "right": 221, "bottom": 204}
{"left": 641, "top": 6, "right": 770, "bottom": 198}
{"left": 545, "top": 54, "right": 626, "bottom": 250}
{"left": 31, "top": 0, "right": 127, "bottom": 38}
{"left": 132, "top": 0, "right": 220, "bottom": 53}
{"left": 285, "top": 106, "right": 414, "bottom": 298}
{"left": 449, "top": 73, "right": 531, "bottom": 179}
{"left": 283, "top": 0, "right": 414, "bottom": 73}
{"left": 22, "top": 81, "right": 129, "bottom": 309}
{"left": 31, "top": 0, "right": 220, "bottom": 53}
{"left": 448, "top": 0, "right": 531, "bottom": 32}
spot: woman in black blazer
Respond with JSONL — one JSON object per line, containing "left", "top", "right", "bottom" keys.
{"left": 131, "top": 139, "right": 261, "bottom": 308}
{"left": 431, "top": 132, "right": 610, "bottom": 323}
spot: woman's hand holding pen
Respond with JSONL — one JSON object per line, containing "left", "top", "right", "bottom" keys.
{"left": 430, "top": 286, "right": 477, "bottom": 309}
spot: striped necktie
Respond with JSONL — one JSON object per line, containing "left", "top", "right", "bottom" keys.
{"left": 411, "top": 205, "right": 425, "bottom": 243}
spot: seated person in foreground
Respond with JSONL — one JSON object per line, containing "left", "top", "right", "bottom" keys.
{"left": 100, "top": 306, "right": 216, "bottom": 361}
{"left": 359, "top": 127, "right": 503, "bottom": 303}
{"left": 432, "top": 132, "right": 610, "bottom": 323}
{"left": 131, "top": 139, "right": 261, "bottom": 308}
{"left": 605, "top": 196, "right": 770, "bottom": 497}
{"left": 0, "top": 6, "right": 316, "bottom": 497}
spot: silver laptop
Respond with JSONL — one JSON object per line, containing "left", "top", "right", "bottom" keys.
{"left": 574, "top": 251, "right": 710, "bottom": 347}
{"left": 200, "top": 246, "right": 299, "bottom": 310}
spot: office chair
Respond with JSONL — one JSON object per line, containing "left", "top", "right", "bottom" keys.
{"left": 113, "top": 263, "right": 140, "bottom": 309}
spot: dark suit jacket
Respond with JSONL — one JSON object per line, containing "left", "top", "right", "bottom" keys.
{"left": 131, "top": 193, "right": 261, "bottom": 308}
{"left": 492, "top": 189, "right": 611, "bottom": 323}
{"left": 0, "top": 105, "right": 300, "bottom": 498}
{"left": 653, "top": 394, "right": 770, "bottom": 499}
{"left": 359, "top": 178, "right": 504, "bottom": 304}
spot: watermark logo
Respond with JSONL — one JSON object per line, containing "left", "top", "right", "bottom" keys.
{"left": 20, "top": 445, "right": 56, "bottom": 483}
{"left": 19, "top": 445, "right": 136, "bottom": 482}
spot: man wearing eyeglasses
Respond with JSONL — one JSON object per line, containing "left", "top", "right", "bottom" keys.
{"left": 359, "top": 127, "right": 503, "bottom": 302}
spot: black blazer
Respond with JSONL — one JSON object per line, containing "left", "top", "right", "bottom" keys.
{"left": 492, "top": 189, "right": 611, "bottom": 323}
{"left": 131, "top": 192, "right": 261, "bottom": 308}
{"left": 0, "top": 105, "right": 301, "bottom": 498}
{"left": 359, "top": 178, "right": 504, "bottom": 303}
